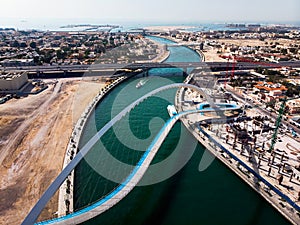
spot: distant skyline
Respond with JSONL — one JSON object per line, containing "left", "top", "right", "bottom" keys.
{"left": 0, "top": 0, "right": 299, "bottom": 24}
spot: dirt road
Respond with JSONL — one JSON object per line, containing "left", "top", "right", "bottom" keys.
{"left": 0, "top": 78, "right": 105, "bottom": 224}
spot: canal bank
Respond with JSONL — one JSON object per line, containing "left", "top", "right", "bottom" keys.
{"left": 57, "top": 76, "right": 129, "bottom": 217}
{"left": 56, "top": 36, "right": 173, "bottom": 219}
{"left": 175, "top": 73, "right": 299, "bottom": 224}
{"left": 152, "top": 35, "right": 205, "bottom": 62}
{"left": 73, "top": 36, "right": 291, "bottom": 225}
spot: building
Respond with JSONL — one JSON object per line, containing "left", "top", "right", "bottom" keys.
{"left": 0, "top": 72, "right": 28, "bottom": 91}
{"left": 254, "top": 82, "right": 287, "bottom": 94}
{"left": 0, "top": 59, "right": 34, "bottom": 67}
{"left": 286, "top": 99, "right": 300, "bottom": 115}
{"left": 247, "top": 24, "right": 261, "bottom": 31}
{"left": 254, "top": 82, "right": 287, "bottom": 103}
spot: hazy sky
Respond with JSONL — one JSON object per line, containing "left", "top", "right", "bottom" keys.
{"left": 1, "top": 0, "right": 299, "bottom": 23}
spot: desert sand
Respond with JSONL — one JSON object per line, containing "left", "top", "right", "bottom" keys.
{"left": 0, "top": 78, "right": 105, "bottom": 224}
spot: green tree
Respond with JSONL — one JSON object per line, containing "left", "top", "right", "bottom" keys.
{"left": 255, "top": 67, "right": 263, "bottom": 74}
{"left": 280, "top": 48, "right": 288, "bottom": 55}
{"left": 289, "top": 47, "right": 297, "bottom": 54}
{"left": 84, "top": 49, "right": 91, "bottom": 59}
{"left": 56, "top": 50, "right": 66, "bottom": 60}
{"left": 102, "top": 39, "right": 108, "bottom": 46}
{"left": 266, "top": 100, "right": 276, "bottom": 109}
{"left": 30, "top": 41, "right": 37, "bottom": 48}
{"left": 11, "top": 40, "right": 19, "bottom": 47}
{"left": 20, "top": 42, "right": 27, "bottom": 48}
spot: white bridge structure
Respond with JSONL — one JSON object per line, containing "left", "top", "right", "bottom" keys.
{"left": 22, "top": 83, "right": 239, "bottom": 225}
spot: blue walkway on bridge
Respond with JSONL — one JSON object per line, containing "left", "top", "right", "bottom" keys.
{"left": 36, "top": 114, "right": 179, "bottom": 225}
{"left": 35, "top": 106, "right": 236, "bottom": 225}
{"left": 22, "top": 83, "right": 210, "bottom": 225}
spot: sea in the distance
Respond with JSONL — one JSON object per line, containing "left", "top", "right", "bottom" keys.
{"left": 1, "top": 18, "right": 299, "bottom": 32}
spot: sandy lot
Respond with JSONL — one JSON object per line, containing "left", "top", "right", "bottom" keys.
{"left": 217, "top": 38, "right": 300, "bottom": 48}
{"left": 0, "top": 78, "right": 105, "bottom": 224}
{"left": 202, "top": 46, "right": 227, "bottom": 62}
{"left": 203, "top": 38, "right": 300, "bottom": 62}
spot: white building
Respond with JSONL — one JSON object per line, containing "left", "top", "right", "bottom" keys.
{"left": 0, "top": 59, "right": 34, "bottom": 67}
{"left": 0, "top": 72, "right": 28, "bottom": 91}
{"left": 286, "top": 99, "right": 300, "bottom": 115}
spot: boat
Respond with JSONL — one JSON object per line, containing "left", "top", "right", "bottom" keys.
{"left": 136, "top": 79, "right": 148, "bottom": 89}
{"left": 167, "top": 105, "right": 177, "bottom": 117}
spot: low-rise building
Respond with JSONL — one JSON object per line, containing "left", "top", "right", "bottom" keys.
{"left": 254, "top": 81, "right": 287, "bottom": 103}
{"left": 254, "top": 81, "right": 287, "bottom": 93}
{"left": 286, "top": 99, "right": 300, "bottom": 115}
{"left": 0, "top": 58, "right": 34, "bottom": 67}
{"left": 0, "top": 72, "right": 28, "bottom": 91}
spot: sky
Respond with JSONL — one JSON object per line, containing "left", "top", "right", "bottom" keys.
{"left": 0, "top": 0, "right": 299, "bottom": 24}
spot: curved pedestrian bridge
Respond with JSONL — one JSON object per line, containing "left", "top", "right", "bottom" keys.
{"left": 22, "top": 83, "right": 239, "bottom": 225}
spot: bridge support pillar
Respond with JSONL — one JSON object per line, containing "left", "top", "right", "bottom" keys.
{"left": 143, "top": 70, "right": 149, "bottom": 77}
{"left": 183, "top": 67, "right": 187, "bottom": 76}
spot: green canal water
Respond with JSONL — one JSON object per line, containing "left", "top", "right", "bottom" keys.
{"left": 74, "top": 37, "right": 290, "bottom": 225}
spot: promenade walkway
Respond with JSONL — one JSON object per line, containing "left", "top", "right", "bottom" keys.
{"left": 35, "top": 110, "right": 202, "bottom": 225}
{"left": 57, "top": 76, "right": 128, "bottom": 217}
{"left": 34, "top": 105, "right": 237, "bottom": 225}
{"left": 176, "top": 73, "right": 300, "bottom": 225}
{"left": 22, "top": 83, "right": 221, "bottom": 225}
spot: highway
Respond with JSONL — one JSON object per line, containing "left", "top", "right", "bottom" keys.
{"left": 2, "top": 61, "right": 300, "bottom": 74}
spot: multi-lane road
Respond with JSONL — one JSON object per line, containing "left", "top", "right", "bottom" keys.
{"left": 2, "top": 61, "right": 300, "bottom": 74}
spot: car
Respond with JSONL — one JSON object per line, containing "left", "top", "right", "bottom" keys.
{"left": 292, "top": 130, "right": 298, "bottom": 137}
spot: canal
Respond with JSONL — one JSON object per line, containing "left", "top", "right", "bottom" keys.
{"left": 74, "top": 36, "right": 290, "bottom": 225}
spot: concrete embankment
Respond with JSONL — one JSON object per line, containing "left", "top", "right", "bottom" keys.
{"left": 57, "top": 43, "right": 170, "bottom": 218}
{"left": 195, "top": 49, "right": 205, "bottom": 62}
{"left": 140, "top": 37, "right": 170, "bottom": 63}
{"left": 57, "top": 76, "right": 129, "bottom": 217}
{"left": 175, "top": 74, "right": 300, "bottom": 225}
{"left": 155, "top": 35, "right": 204, "bottom": 62}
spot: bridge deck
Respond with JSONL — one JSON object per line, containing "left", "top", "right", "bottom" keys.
{"left": 4, "top": 61, "right": 300, "bottom": 74}
{"left": 36, "top": 109, "right": 220, "bottom": 225}
{"left": 21, "top": 83, "right": 238, "bottom": 225}
{"left": 37, "top": 112, "right": 182, "bottom": 225}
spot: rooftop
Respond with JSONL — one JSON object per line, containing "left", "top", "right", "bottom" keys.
{"left": 254, "top": 81, "right": 287, "bottom": 92}
{"left": 0, "top": 72, "right": 27, "bottom": 80}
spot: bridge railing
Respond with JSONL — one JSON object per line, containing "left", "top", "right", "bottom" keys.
{"left": 22, "top": 83, "right": 240, "bottom": 225}
{"left": 198, "top": 125, "right": 300, "bottom": 213}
